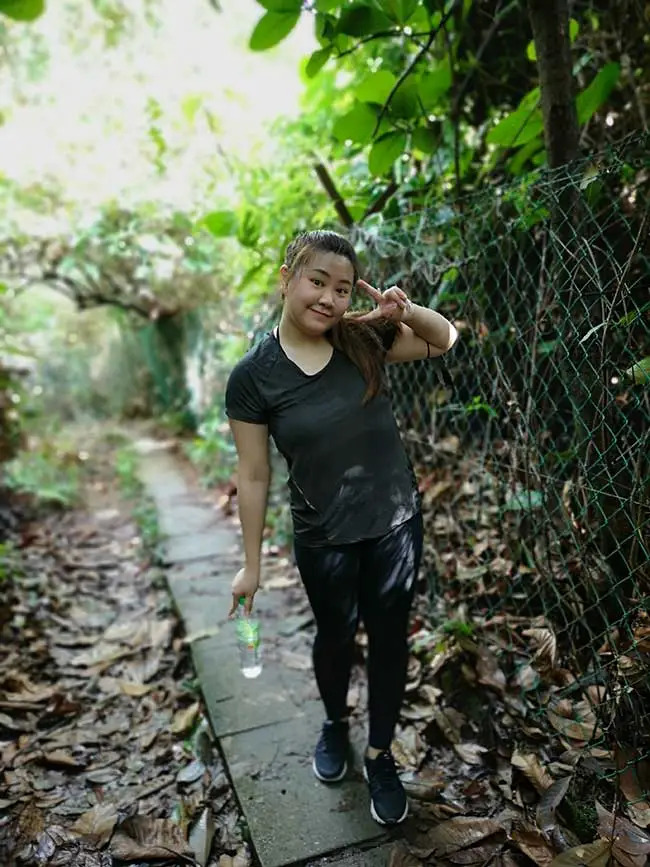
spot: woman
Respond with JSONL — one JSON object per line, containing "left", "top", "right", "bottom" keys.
{"left": 225, "top": 230, "right": 458, "bottom": 826}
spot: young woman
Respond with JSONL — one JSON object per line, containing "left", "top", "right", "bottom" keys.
{"left": 225, "top": 230, "right": 458, "bottom": 826}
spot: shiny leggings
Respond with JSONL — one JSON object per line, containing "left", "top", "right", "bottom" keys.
{"left": 294, "top": 512, "right": 423, "bottom": 751}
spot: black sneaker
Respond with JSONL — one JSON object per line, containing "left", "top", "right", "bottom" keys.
{"left": 313, "top": 720, "right": 349, "bottom": 783}
{"left": 363, "top": 751, "right": 408, "bottom": 825}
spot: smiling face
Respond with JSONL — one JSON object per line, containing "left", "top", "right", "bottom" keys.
{"left": 281, "top": 250, "right": 355, "bottom": 337}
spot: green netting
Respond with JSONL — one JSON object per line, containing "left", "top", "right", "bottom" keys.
{"left": 351, "top": 131, "right": 650, "bottom": 824}
{"left": 251, "top": 131, "right": 650, "bottom": 830}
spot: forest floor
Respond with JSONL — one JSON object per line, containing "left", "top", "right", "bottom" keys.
{"left": 1, "top": 423, "right": 648, "bottom": 867}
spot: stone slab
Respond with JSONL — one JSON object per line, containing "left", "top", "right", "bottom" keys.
{"left": 137, "top": 455, "right": 190, "bottom": 504}
{"left": 160, "top": 531, "right": 228, "bottom": 565}
{"left": 221, "top": 716, "right": 386, "bottom": 867}
{"left": 158, "top": 504, "right": 220, "bottom": 538}
{"left": 306, "top": 842, "right": 395, "bottom": 866}
{"left": 193, "top": 638, "right": 314, "bottom": 736}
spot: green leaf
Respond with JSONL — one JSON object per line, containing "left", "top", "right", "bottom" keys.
{"left": 199, "top": 210, "right": 239, "bottom": 237}
{"left": 576, "top": 62, "right": 620, "bottom": 125}
{"left": 237, "top": 209, "right": 262, "bottom": 249}
{"left": 337, "top": 3, "right": 392, "bottom": 37}
{"left": 411, "top": 127, "right": 437, "bottom": 155}
{"left": 332, "top": 102, "right": 378, "bottom": 144}
{"left": 0, "top": 0, "right": 44, "bottom": 22}
{"left": 375, "top": 0, "right": 419, "bottom": 24}
{"left": 487, "top": 101, "right": 544, "bottom": 148}
{"left": 503, "top": 490, "right": 544, "bottom": 512}
{"left": 390, "top": 78, "right": 420, "bottom": 118}
{"left": 418, "top": 63, "right": 452, "bottom": 109}
{"left": 368, "top": 131, "right": 407, "bottom": 177}
{"left": 255, "top": 0, "right": 301, "bottom": 10}
{"left": 527, "top": 17, "right": 579, "bottom": 62}
{"left": 625, "top": 356, "right": 650, "bottom": 386}
{"left": 305, "top": 46, "right": 333, "bottom": 78}
{"left": 356, "top": 70, "right": 397, "bottom": 104}
{"left": 315, "top": 0, "right": 340, "bottom": 10}
{"left": 249, "top": 10, "right": 300, "bottom": 51}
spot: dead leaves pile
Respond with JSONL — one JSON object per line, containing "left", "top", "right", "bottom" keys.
{"left": 0, "top": 500, "right": 249, "bottom": 867}
{"left": 382, "top": 610, "right": 650, "bottom": 867}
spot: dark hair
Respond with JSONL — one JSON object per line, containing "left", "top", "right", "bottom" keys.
{"left": 283, "top": 230, "right": 398, "bottom": 403}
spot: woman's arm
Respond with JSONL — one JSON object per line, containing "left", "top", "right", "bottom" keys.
{"left": 229, "top": 420, "right": 270, "bottom": 574}
{"left": 387, "top": 304, "right": 458, "bottom": 363}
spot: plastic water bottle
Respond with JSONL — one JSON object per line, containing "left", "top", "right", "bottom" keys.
{"left": 235, "top": 597, "right": 262, "bottom": 679}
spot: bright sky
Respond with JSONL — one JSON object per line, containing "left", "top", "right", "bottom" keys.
{"left": 0, "top": 0, "right": 315, "bottom": 222}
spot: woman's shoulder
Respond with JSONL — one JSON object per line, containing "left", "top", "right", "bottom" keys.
{"left": 232, "top": 331, "right": 280, "bottom": 375}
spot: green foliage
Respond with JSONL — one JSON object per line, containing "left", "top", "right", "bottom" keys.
{"left": 4, "top": 449, "right": 82, "bottom": 506}
{"left": 184, "top": 405, "right": 236, "bottom": 488}
{"left": 249, "top": 8, "right": 301, "bottom": 51}
{"left": 246, "top": 0, "right": 631, "bottom": 194}
{"left": 0, "top": 0, "right": 45, "bottom": 23}
{"left": 0, "top": 542, "right": 20, "bottom": 584}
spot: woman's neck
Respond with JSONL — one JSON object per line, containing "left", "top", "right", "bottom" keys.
{"left": 278, "top": 311, "right": 330, "bottom": 349}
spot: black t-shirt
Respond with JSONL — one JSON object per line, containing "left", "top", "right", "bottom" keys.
{"left": 225, "top": 331, "right": 420, "bottom": 547}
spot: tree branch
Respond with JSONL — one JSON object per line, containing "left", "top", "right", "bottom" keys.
{"left": 313, "top": 162, "right": 355, "bottom": 228}
{"left": 335, "top": 29, "right": 402, "bottom": 59}
{"left": 372, "top": 1, "right": 461, "bottom": 138}
{"left": 361, "top": 177, "right": 398, "bottom": 221}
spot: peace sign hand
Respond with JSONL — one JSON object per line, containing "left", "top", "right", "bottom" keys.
{"left": 356, "top": 280, "right": 412, "bottom": 323}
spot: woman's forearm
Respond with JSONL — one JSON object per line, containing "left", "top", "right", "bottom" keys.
{"left": 403, "top": 304, "right": 458, "bottom": 351}
{"left": 237, "top": 477, "right": 269, "bottom": 572}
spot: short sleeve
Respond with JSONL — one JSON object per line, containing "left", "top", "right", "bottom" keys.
{"left": 225, "top": 358, "right": 269, "bottom": 425}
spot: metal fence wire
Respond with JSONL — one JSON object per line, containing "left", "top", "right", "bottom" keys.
{"left": 349, "top": 131, "right": 650, "bottom": 832}
{"left": 249, "top": 131, "right": 650, "bottom": 835}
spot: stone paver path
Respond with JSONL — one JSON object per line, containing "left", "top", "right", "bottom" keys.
{"left": 135, "top": 440, "right": 392, "bottom": 867}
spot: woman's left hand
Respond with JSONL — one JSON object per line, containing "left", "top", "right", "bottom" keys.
{"left": 356, "top": 279, "right": 412, "bottom": 323}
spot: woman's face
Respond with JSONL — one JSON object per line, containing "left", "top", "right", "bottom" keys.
{"left": 281, "top": 251, "right": 355, "bottom": 336}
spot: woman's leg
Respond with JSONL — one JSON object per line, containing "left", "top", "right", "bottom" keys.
{"left": 358, "top": 512, "right": 423, "bottom": 824}
{"left": 294, "top": 542, "right": 360, "bottom": 782}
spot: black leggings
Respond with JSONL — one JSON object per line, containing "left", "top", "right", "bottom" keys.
{"left": 294, "top": 512, "right": 423, "bottom": 751}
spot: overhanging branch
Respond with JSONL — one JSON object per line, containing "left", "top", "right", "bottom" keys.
{"left": 313, "top": 163, "right": 355, "bottom": 228}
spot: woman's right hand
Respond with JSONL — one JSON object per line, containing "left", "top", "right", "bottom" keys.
{"left": 228, "top": 566, "right": 260, "bottom": 617}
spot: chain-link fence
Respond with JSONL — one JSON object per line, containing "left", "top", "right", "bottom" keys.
{"left": 350, "top": 131, "right": 649, "bottom": 833}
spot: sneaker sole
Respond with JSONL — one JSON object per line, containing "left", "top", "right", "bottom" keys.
{"left": 312, "top": 757, "right": 348, "bottom": 783}
{"left": 363, "top": 766, "right": 409, "bottom": 826}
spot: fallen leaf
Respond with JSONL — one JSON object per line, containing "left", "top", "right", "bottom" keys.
{"left": 549, "top": 839, "right": 611, "bottom": 867}
{"left": 119, "top": 680, "right": 152, "bottom": 697}
{"left": 476, "top": 648, "right": 506, "bottom": 695}
{"left": 431, "top": 706, "right": 464, "bottom": 744}
{"left": 427, "top": 816, "right": 503, "bottom": 857}
{"left": 401, "top": 767, "right": 446, "bottom": 801}
{"left": 389, "top": 840, "right": 424, "bottom": 866}
{"left": 189, "top": 806, "right": 216, "bottom": 866}
{"left": 547, "top": 706, "right": 602, "bottom": 742}
{"left": 39, "top": 750, "right": 88, "bottom": 771}
{"left": 71, "top": 803, "right": 119, "bottom": 845}
{"left": 448, "top": 841, "right": 504, "bottom": 864}
{"left": 536, "top": 776, "right": 572, "bottom": 833}
{"left": 596, "top": 802, "right": 650, "bottom": 858}
{"left": 511, "top": 748, "right": 554, "bottom": 793}
{"left": 172, "top": 701, "right": 201, "bottom": 736}
{"left": 177, "top": 758, "right": 206, "bottom": 784}
{"left": 454, "top": 743, "right": 489, "bottom": 766}
{"left": 109, "top": 816, "right": 193, "bottom": 860}
{"left": 511, "top": 824, "right": 556, "bottom": 867}
{"left": 616, "top": 749, "right": 650, "bottom": 828}
{"left": 523, "top": 627, "right": 558, "bottom": 670}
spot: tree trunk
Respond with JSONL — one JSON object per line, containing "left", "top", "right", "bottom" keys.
{"left": 526, "top": 0, "right": 580, "bottom": 168}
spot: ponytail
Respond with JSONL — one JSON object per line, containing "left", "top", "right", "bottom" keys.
{"left": 329, "top": 317, "right": 399, "bottom": 404}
